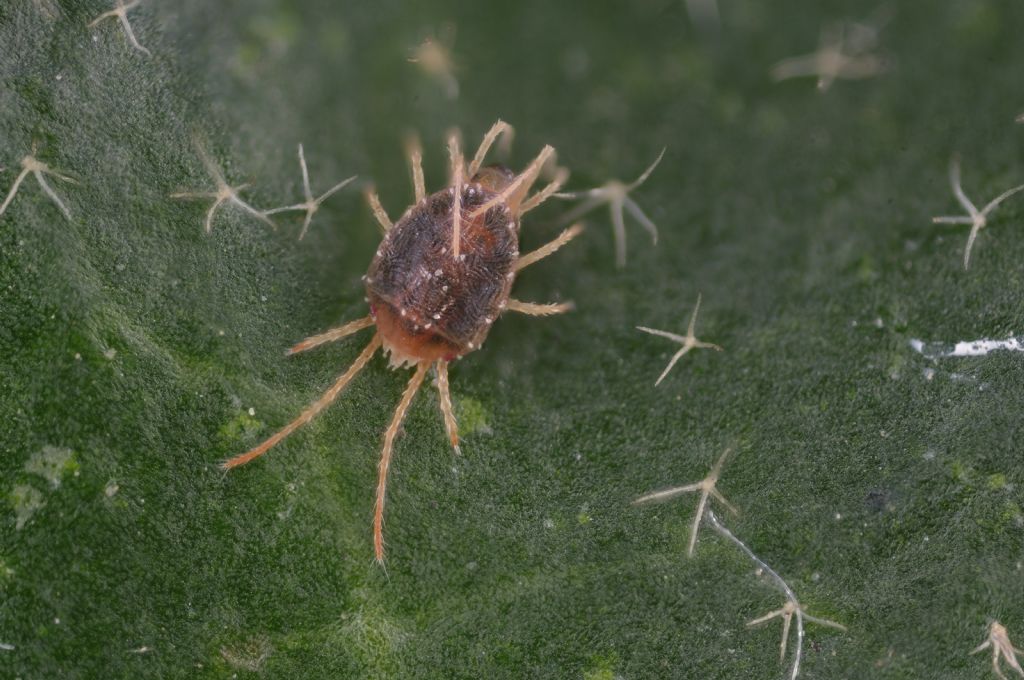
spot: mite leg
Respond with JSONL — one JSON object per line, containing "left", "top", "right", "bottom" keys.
{"left": 365, "top": 187, "right": 392, "bottom": 232}
{"left": 221, "top": 335, "right": 382, "bottom": 470}
{"left": 373, "top": 361, "right": 430, "bottom": 563}
{"left": 286, "top": 315, "right": 374, "bottom": 355}
{"left": 520, "top": 166, "right": 570, "bottom": 214}
{"left": 514, "top": 223, "right": 583, "bottom": 271}
{"left": 468, "top": 120, "right": 514, "bottom": 177}
{"left": 448, "top": 132, "right": 464, "bottom": 258}
{"left": 505, "top": 299, "right": 574, "bottom": 316}
{"left": 405, "top": 133, "right": 426, "bottom": 203}
{"left": 435, "top": 360, "right": 460, "bottom": 454}
{"left": 470, "top": 145, "right": 554, "bottom": 218}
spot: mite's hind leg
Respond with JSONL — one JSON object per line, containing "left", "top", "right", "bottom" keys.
{"left": 435, "top": 360, "right": 460, "bottom": 455}
{"left": 405, "top": 134, "right": 426, "bottom": 203}
{"left": 373, "top": 361, "right": 430, "bottom": 563}
{"left": 469, "top": 120, "right": 514, "bottom": 176}
{"left": 365, "top": 187, "right": 393, "bottom": 232}
{"left": 514, "top": 223, "right": 583, "bottom": 272}
{"left": 221, "top": 335, "right": 382, "bottom": 470}
{"left": 286, "top": 315, "right": 374, "bottom": 355}
{"left": 505, "top": 299, "right": 574, "bottom": 316}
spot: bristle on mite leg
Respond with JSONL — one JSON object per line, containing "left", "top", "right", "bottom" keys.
{"left": 470, "top": 145, "right": 554, "bottom": 218}
{"left": 469, "top": 120, "right": 514, "bottom": 177}
{"left": 520, "top": 166, "right": 569, "bottom": 214}
{"left": 505, "top": 299, "right": 575, "bottom": 316}
{"left": 221, "top": 335, "right": 382, "bottom": 470}
{"left": 365, "top": 188, "right": 393, "bottom": 232}
{"left": 436, "top": 360, "right": 460, "bottom": 455}
{"left": 373, "top": 361, "right": 430, "bottom": 563}
{"left": 448, "top": 132, "right": 464, "bottom": 258}
{"left": 405, "top": 133, "right": 426, "bottom": 203}
{"left": 286, "top": 316, "right": 375, "bottom": 355}
{"left": 514, "top": 223, "right": 583, "bottom": 271}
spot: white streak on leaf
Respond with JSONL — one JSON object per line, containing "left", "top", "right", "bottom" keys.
{"left": 909, "top": 337, "right": 1023, "bottom": 359}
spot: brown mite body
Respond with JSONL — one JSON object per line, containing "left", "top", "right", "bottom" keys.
{"left": 366, "top": 171, "right": 518, "bottom": 366}
{"left": 221, "top": 121, "right": 582, "bottom": 563}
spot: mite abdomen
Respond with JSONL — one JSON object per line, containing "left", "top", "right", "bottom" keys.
{"left": 366, "top": 184, "right": 518, "bottom": 366}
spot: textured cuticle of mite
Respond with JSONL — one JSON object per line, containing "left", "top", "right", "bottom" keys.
{"left": 366, "top": 182, "right": 519, "bottom": 359}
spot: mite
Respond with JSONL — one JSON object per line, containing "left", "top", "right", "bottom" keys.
{"left": 222, "top": 121, "right": 582, "bottom": 562}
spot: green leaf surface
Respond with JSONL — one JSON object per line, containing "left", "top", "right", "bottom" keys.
{"left": 3, "top": 1, "right": 1024, "bottom": 678}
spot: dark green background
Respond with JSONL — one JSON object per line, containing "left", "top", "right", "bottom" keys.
{"left": 2, "top": 1, "right": 1023, "bottom": 677}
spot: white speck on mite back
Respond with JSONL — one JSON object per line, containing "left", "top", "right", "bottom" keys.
{"left": 910, "top": 336, "right": 1023, "bottom": 358}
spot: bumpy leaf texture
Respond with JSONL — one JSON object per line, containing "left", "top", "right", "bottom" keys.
{"left": 2, "top": 1, "right": 1023, "bottom": 678}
